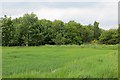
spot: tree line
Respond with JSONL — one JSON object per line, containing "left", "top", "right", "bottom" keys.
{"left": 0, "top": 13, "right": 119, "bottom": 46}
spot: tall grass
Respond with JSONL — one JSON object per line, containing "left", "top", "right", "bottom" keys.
{"left": 2, "top": 45, "right": 118, "bottom": 78}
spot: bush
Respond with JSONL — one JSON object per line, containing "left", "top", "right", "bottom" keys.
{"left": 91, "top": 39, "right": 98, "bottom": 45}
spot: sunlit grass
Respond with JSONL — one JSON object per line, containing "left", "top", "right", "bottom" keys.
{"left": 2, "top": 45, "right": 118, "bottom": 78}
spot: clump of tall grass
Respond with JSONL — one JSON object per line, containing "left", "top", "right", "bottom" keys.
{"left": 80, "top": 44, "right": 118, "bottom": 50}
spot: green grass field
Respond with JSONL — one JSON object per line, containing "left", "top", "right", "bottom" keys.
{"left": 2, "top": 45, "right": 118, "bottom": 78}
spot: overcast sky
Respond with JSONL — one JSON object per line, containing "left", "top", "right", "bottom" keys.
{"left": 0, "top": 0, "right": 119, "bottom": 30}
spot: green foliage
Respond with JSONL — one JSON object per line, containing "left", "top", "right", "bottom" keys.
{"left": 20, "top": 13, "right": 38, "bottom": 46}
{"left": 1, "top": 13, "right": 118, "bottom": 46}
{"left": 64, "top": 21, "right": 83, "bottom": 45}
{"left": 93, "top": 21, "right": 101, "bottom": 40}
{"left": 91, "top": 39, "right": 98, "bottom": 44}
{"left": 81, "top": 25, "right": 94, "bottom": 43}
{"left": 1, "top": 15, "right": 15, "bottom": 46}
{"left": 118, "top": 24, "right": 120, "bottom": 44}
{"left": 99, "top": 29, "right": 118, "bottom": 44}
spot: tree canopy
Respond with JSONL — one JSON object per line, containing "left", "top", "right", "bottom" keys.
{"left": 0, "top": 13, "right": 118, "bottom": 46}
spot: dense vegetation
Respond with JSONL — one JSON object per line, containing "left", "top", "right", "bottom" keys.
{"left": 0, "top": 13, "right": 119, "bottom": 46}
{"left": 3, "top": 45, "right": 118, "bottom": 78}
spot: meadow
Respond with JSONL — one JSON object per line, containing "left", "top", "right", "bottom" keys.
{"left": 2, "top": 45, "right": 118, "bottom": 78}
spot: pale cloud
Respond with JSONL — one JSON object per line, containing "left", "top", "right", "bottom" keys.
{"left": 33, "top": 3, "right": 118, "bottom": 29}
{"left": 0, "top": 2, "right": 118, "bottom": 30}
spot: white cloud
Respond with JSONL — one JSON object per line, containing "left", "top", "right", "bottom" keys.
{"left": 0, "top": 2, "right": 118, "bottom": 30}
{"left": 33, "top": 3, "right": 117, "bottom": 29}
